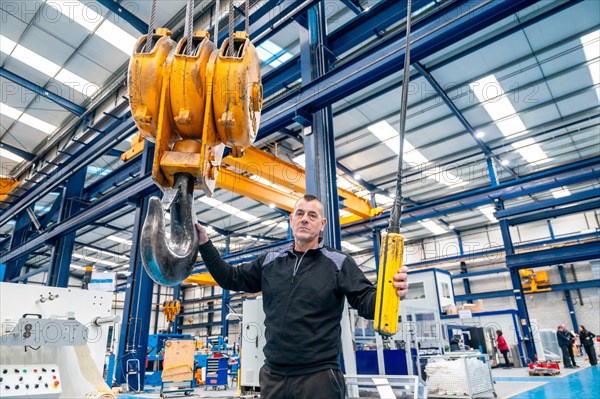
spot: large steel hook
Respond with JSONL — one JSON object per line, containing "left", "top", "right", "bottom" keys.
{"left": 141, "top": 173, "right": 198, "bottom": 286}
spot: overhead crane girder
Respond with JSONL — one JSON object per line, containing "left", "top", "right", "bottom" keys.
{"left": 221, "top": 146, "right": 382, "bottom": 222}
{"left": 0, "top": 178, "right": 20, "bottom": 203}
{"left": 121, "top": 140, "right": 383, "bottom": 224}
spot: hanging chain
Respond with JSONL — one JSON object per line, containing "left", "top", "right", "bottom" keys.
{"left": 227, "top": 0, "right": 235, "bottom": 56}
{"left": 245, "top": 0, "right": 249, "bottom": 34}
{"left": 185, "top": 0, "right": 194, "bottom": 55}
{"left": 144, "top": 0, "right": 158, "bottom": 53}
{"left": 214, "top": 0, "right": 220, "bottom": 46}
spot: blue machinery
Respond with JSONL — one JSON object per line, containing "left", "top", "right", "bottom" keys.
{"left": 1, "top": 0, "right": 599, "bottom": 389}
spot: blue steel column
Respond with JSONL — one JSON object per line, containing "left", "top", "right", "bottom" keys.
{"left": 558, "top": 265, "right": 579, "bottom": 332}
{"left": 115, "top": 143, "right": 157, "bottom": 390}
{"left": 221, "top": 290, "right": 231, "bottom": 338}
{"left": 153, "top": 285, "right": 161, "bottom": 334}
{"left": 47, "top": 167, "right": 87, "bottom": 287}
{"left": 497, "top": 200, "right": 536, "bottom": 363}
{"left": 172, "top": 285, "right": 181, "bottom": 334}
{"left": 300, "top": 2, "right": 341, "bottom": 249}
{"left": 4, "top": 211, "right": 31, "bottom": 281}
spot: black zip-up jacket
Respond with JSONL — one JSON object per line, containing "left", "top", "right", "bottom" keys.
{"left": 557, "top": 330, "right": 572, "bottom": 347}
{"left": 199, "top": 239, "right": 377, "bottom": 375}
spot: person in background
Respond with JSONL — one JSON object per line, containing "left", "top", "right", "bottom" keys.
{"left": 496, "top": 330, "right": 511, "bottom": 369}
{"left": 561, "top": 324, "right": 580, "bottom": 368}
{"left": 557, "top": 325, "right": 575, "bottom": 368}
{"left": 195, "top": 194, "right": 409, "bottom": 399}
{"left": 579, "top": 325, "right": 598, "bottom": 366}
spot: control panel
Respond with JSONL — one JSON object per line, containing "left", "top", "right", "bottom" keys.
{"left": 0, "top": 364, "right": 61, "bottom": 398}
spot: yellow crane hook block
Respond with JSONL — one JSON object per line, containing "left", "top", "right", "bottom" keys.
{"left": 374, "top": 232, "right": 404, "bottom": 336}
{"left": 159, "top": 31, "right": 225, "bottom": 193}
{"left": 170, "top": 31, "right": 215, "bottom": 139}
{"left": 128, "top": 28, "right": 177, "bottom": 143}
{"left": 213, "top": 31, "right": 263, "bottom": 158}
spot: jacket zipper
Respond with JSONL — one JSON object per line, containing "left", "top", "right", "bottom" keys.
{"left": 291, "top": 251, "right": 306, "bottom": 285}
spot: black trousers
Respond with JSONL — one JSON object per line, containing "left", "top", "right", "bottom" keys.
{"left": 259, "top": 366, "right": 345, "bottom": 399}
{"left": 583, "top": 344, "right": 598, "bottom": 366}
{"left": 501, "top": 350, "right": 510, "bottom": 367}
{"left": 567, "top": 344, "right": 577, "bottom": 366}
{"left": 560, "top": 345, "right": 572, "bottom": 368}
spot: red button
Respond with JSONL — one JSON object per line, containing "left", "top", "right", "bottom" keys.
{"left": 52, "top": 376, "right": 56, "bottom": 380}
{"left": 53, "top": 381, "right": 60, "bottom": 387}
{"left": 33, "top": 369, "right": 37, "bottom": 373}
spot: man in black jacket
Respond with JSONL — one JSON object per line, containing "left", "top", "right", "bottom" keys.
{"left": 196, "top": 194, "right": 409, "bottom": 399}
{"left": 557, "top": 325, "right": 576, "bottom": 368}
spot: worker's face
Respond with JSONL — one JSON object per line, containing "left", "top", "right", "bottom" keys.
{"left": 290, "top": 199, "right": 326, "bottom": 244}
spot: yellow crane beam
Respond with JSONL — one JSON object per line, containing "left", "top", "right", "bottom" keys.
{"left": 118, "top": 140, "right": 381, "bottom": 223}
{"left": 0, "top": 178, "right": 19, "bottom": 203}
{"left": 221, "top": 147, "right": 382, "bottom": 221}
{"left": 184, "top": 272, "right": 219, "bottom": 286}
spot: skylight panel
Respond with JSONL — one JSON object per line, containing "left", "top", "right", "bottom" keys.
{"left": 0, "top": 35, "right": 96, "bottom": 96}
{"left": 19, "top": 113, "right": 57, "bottom": 134}
{"left": 368, "top": 121, "right": 467, "bottom": 187}
{"left": 0, "top": 35, "right": 17, "bottom": 54}
{"left": 45, "top": 0, "right": 102, "bottom": 31}
{"left": 374, "top": 193, "right": 394, "bottom": 206}
{"left": 581, "top": 30, "right": 600, "bottom": 99}
{"left": 256, "top": 46, "right": 274, "bottom": 62}
{"left": 261, "top": 40, "right": 283, "bottom": 54}
{"left": 95, "top": 20, "right": 137, "bottom": 55}
{"left": 478, "top": 206, "right": 497, "bottom": 223}
{"left": 1, "top": 103, "right": 57, "bottom": 134}
{"left": 87, "top": 165, "right": 112, "bottom": 176}
{"left": 470, "top": 74, "right": 527, "bottom": 136}
{"left": 552, "top": 188, "right": 571, "bottom": 198}
{"left": 419, "top": 219, "right": 447, "bottom": 235}
{"left": 55, "top": 69, "right": 100, "bottom": 96}
{"left": 337, "top": 176, "right": 355, "bottom": 190}
{"left": 198, "top": 196, "right": 258, "bottom": 221}
{"left": 72, "top": 252, "right": 120, "bottom": 267}
{"left": 341, "top": 240, "right": 361, "bottom": 252}
{"left": 256, "top": 40, "right": 292, "bottom": 66}
{"left": 0, "top": 148, "right": 25, "bottom": 163}
{"left": 0, "top": 103, "right": 22, "bottom": 120}
{"left": 260, "top": 220, "right": 289, "bottom": 231}
{"left": 11, "top": 44, "right": 62, "bottom": 76}
{"left": 278, "top": 52, "right": 293, "bottom": 63}
{"left": 512, "top": 138, "right": 550, "bottom": 163}
{"left": 106, "top": 235, "right": 132, "bottom": 245}
{"left": 293, "top": 154, "right": 306, "bottom": 168}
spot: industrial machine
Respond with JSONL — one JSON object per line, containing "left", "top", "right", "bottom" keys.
{"left": 239, "top": 298, "right": 266, "bottom": 394}
{"left": 0, "top": 282, "right": 118, "bottom": 398}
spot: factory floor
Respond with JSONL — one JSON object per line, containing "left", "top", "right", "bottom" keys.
{"left": 492, "top": 362, "right": 599, "bottom": 399}
{"left": 117, "top": 362, "right": 599, "bottom": 399}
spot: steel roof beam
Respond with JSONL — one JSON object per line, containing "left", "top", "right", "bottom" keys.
{"left": 0, "top": 67, "right": 86, "bottom": 116}
{"left": 262, "top": 0, "right": 424, "bottom": 95}
{"left": 339, "top": 0, "right": 363, "bottom": 15}
{"left": 413, "top": 62, "right": 516, "bottom": 178}
{"left": 506, "top": 241, "right": 600, "bottom": 269}
{"left": 0, "top": 142, "right": 34, "bottom": 161}
{"left": 0, "top": 173, "right": 157, "bottom": 265}
{"left": 0, "top": 108, "right": 134, "bottom": 227}
{"left": 259, "top": 0, "right": 540, "bottom": 138}
{"left": 496, "top": 188, "right": 600, "bottom": 224}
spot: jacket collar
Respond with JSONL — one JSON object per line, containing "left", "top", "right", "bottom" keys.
{"left": 282, "top": 237, "right": 325, "bottom": 254}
